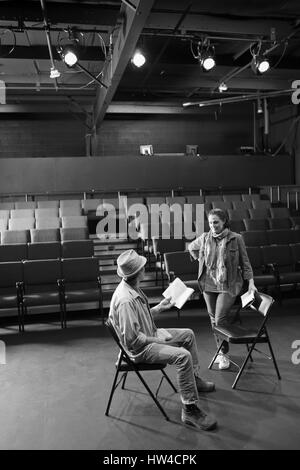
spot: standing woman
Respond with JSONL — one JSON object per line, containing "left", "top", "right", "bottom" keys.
{"left": 188, "top": 208, "right": 257, "bottom": 370}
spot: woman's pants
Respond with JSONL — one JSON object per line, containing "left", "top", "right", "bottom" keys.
{"left": 137, "top": 328, "right": 201, "bottom": 405}
{"left": 203, "top": 291, "right": 237, "bottom": 354}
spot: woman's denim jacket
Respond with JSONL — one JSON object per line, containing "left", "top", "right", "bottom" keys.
{"left": 188, "top": 231, "right": 254, "bottom": 296}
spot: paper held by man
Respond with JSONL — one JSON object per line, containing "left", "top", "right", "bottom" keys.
{"left": 162, "top": 277, "right": 195, "bottom": 309}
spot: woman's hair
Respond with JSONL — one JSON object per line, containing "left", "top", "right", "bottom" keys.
{"left": 208, "top": 208, "right": 230, "bottom": 229}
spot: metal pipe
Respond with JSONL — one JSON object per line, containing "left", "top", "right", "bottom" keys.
{"left": 40, "top": 0, "right": 58, "bottom": 91}
{"left": 253, "top": 101, "right": 257, "bottom": 152}
{"left": 76, "top": 63, "right": 108, "bottom": 88}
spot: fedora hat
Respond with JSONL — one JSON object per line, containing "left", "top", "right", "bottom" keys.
{"left": 117, "top": 249, "right": 147, "bottom": 280}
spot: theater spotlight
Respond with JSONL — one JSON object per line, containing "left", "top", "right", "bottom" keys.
{"left": 58, "top": 44, "right": 79, "bottom": 67}
{"left": 131, "top": 50, "right": 146, "bottom": 68}
{"left": 199, "top": 49, "right": 216, "bottom": 71}
{"left": 252, "top": 54, "right": 270, "bottom": 74}
{"left": 218, "top": 82, "right": 228, "bottom": 92}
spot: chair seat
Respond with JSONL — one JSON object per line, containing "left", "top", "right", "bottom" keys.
{"left": 214, "top": 325, "right": 267, "bottom": 344}
{"left": 0, "top": 295, "right": 19, "bottom": 307}
{"left": 118, "top": 361, "right": 166, "bottom": 372}
{"left": 65, "top": 288, "right": 100, "bottom": 303}
{"left": 23, "top": 292, "right": 61, "bottom": 306}
{"left": 254, "top": 274, "right": 277, "bottom": 286}
{"left": 279, "top": 272, "right": 300, "bottom": 284}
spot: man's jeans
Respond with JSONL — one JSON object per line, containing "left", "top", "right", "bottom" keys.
{"left": 136, "top": 328, "right": 200, "bottom": 405}
{"left": 203, "top": 291, "right": 237, "bottom": 354}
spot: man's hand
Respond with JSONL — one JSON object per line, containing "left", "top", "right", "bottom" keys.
{"left": 157, "top": 297, "right": 175, "bottom": 312}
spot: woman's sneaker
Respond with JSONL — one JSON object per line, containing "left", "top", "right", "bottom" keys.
{"left": 181, "top": 405, "right": 217, "bottom": 431}
{"left": 218, "top": 353, "right": 230, "bottom": 370}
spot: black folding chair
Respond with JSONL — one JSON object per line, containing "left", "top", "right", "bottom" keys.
{"left": 105, "top": 319, "right": 177, "bottom": 421}
{"left": 208, "top": 292, "right": 281, "bottom": 389}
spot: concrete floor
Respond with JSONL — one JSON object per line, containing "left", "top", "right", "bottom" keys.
{"left": 0, "top": 300, "right": 300, "bottom": 450}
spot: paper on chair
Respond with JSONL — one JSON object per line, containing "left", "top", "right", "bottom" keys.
{"left": 162, "top": 277, "right": 195, "bottom": 309}
{"left": 241, "top": 290, "right": 255, "bottom": 308}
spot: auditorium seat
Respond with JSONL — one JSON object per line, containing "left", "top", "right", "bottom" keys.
{"left": 2, "top": 230, "right": 30, "bottom": 244}
{"left": 241, "top": 230, "right": 268, "bottom": 247}
{"left": 30, "top": 228, "right": 60, "bottom": 243}
{"left": 252, "top": 200, "right": 271, "bottom": 209}
{"left": 229, "top": 219, "right": 245, "bottom": 233}
{"left": 243, "top": 218, "right": 269, "bottom": 231}
{"left": 10, "top": 209, "right": 35, "bottom": 219}
{"left": 15, "top": 201, "right": 37, "bottom": 210}
{"left": 246, "top": 246, "right": 277, "bottom": 290}
{"left": 59, "top": 206, "right": 82, "bottom": 217}
{"left": 21, "top": 259, "right": 64, "bottom": 330}
{"left": 9, "top": 218, "right": 35, "bottom": 231}
{"left": 0, "top": 202, "right": 15, "bottom": 210}
{"left": 222, "top": 194, "right": 241, "bottom": 202}
{"left": 249, "top": 208, "right": 270, "bottom": 219}
{"left": 0, "top": 209, "right": 10, "bottom": 219}
{"left": 241, "top": 194, "right": 261, "bottom": 203}
{"left": 0, "top": 219, "right": 8, "bottom": 231}
{"left": 269, "top": 207, "right": 291, "bottom": 218}
{"left": 35, "top": 208, "right": 59, "bottom": 218}
{"left": 60, "top": 257, "right": 102, "bottom": 326}
{"left": 37, "top": 200, "right": 60, "bottom": 209}
{"left": 61, "top": 240, "right": 94, "bottom": 258}
{"left": 268, "top": 218, "right": 293, "bottom": 230}
{"left": 0, "top": 261, "right": 24, "bottom": 331}
{"left": 61, "top": 216, "right": 88, "bottom": 228}
{"left": 35, "top": 217, "right": 60, "bottom": 229}
{"left": 81, "top": 199, "right": 102, "bottom": 215}
{"left": 60, "top": 227, "right": 89, "bottom": 241}
{"left": 186, "top": 195, "right": 204, "bottom": 204}
{"left": 27, "top": 242, "right": 61, "bottom": 260}
{"left": 290, "top": 216, "right": 300, "bottom": 228}
{"left": 146, "top": 196, "right": 166, "bottom": 206}
{"left": 211, "top": 201, "right": 232, "bottom": 211}
{"left": 232, "top": 200, "right": 252, "bottom": 210}
{"left": 165, "top": 196, "right": 186, "bottom": 207}
{"left": 0, "top": 244, "right": 27, "bottom": 262}
{"left": 59, "top": 199, "right": 82, "bottom": 209}
{"left": 267, "top": 229, "right": 295, "bottom": 245}
{"left": 163, "top": 251, "right": 199, "bottom": 291}
{"left": 228, "top": 209, "right": 249, "bottom": 221}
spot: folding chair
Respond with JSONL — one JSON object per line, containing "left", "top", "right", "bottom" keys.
{"left": 105, "top": 318, "right": 177, "bottom": 421}
{"left": 208, "top": 292, "right": 281, "bottom": 389}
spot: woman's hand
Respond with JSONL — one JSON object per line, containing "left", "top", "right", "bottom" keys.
{"left": 248, "top": 279, "right": 258, "bottom": 294}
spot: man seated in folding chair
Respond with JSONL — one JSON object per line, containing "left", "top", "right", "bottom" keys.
{"left": 108, "top": 249, "right": 217, "bottom": 431}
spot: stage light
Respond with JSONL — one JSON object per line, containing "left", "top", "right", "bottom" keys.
{"left": 131, "top": 50, "right": 146, "bottom": 68}
{"left": 218, "top": 82, "right": 228, "bottom": 92}
{"left": 58, "top": 44, "right": 79, "bottom": 67}
{"left": 200, "top": 50, "right": 216, "bottom": 71}
{"left": 257, "top": 98, "right": 263, "bottom": 114}
{"left": 251, "top": 54, "right": 270, "bottom": 75}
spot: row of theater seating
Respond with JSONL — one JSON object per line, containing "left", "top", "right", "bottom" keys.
{"left": 0, "top": 240, "right": 94, "bottom": 262}
{"left": 0, "top": 193, "right": 262, "bottom": 211}
{"left": 0, "top": 215, "right": 88, "bottom": 231}
{"left": 162, "top": 245, "right": 300, "bottom": 305}
{"left": 241, "top": 229, "right": 300, "bottom": 247}
{"left": 0, "top": 227, "right": 89, "bottom": 244}
{"left": 0, "top": 257, "right": 102, "bottom": 332}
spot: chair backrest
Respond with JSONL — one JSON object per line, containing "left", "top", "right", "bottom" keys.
{"left": 246, "top": 246, "right": 264, "bottom": 271}
{"left": 211, "top": 201, "right": 232, "bottom": 211}
{"left": 152, "top": 238, "right": 185, "bottom": 257}
{"left": 205, "top": 195, "right": 222, "bottom": 202}
{"left": 186, "top": 195, "right": 204, "bottom": 204}
{"left": 0, "top": 202, "right": 15, "bottom": 210}
{"left": 0, "top": 244, "right": 27, "bottom": 262}
{"left": 0, "top": 209, "right": 10, "bottom": 219}
{"left": 15, "top": 201, "right": 37, "bottom": 209}
{"left": 249, "top": 208, "right": 270, "bottom": 219}
{"left": 61, "top": 240, "right": 94, "bottom": 258}
{"left": 59, "top": 206, "right": 82, "bottom": 217}
{"left": 0, "top": 261, "right": 23, "bottom": 288}
{"left": 252, "top": 200, "right": 271, "bottom": 209}
{"left": 262, "top": 244, "right": 294, "bottom": 271}
{"left": 222, "top": 194, "right": 241, "bottom": 202}
{"left": 0, "top": 218, "right": 8, "bottom": 231}
{"left": 10, "top": 209, "right": 35, "bottom": 219}
{"left": 35, "top": 217, "right": 60, "bottom": 229}
{"left": 30, "top": 228, "right": 60, "bottom": 243}
{"left": 241, "top": 230, "right": 268, "bottom": 247}
{"left": 61, "top": 257, "right": 99, "bottom": 282}
{"left": 243, "top": 218, "right": 269, "bottom": 231}
{"left": 59, "top": 199, "right": 82, "bottom": 209}
{"left": 61, "top": 216, "right": 87, "bottom": 228}
{"left": 228, "top": 219, "right": 245, "bottom": 233}
{"left": 268, "top": 218, "right": 292, "bottom": 230}
{"left": 23, "top": 259, "right": 62, "bottom": 285}
{"left": 27, "top": 242, "right": 61, "bottom": 260}
{"left": 60, "top": 227, "right": 89, "bottom": 241}
{"left": 37, "top": 200, "right": 60, "bottom": 209}
{"left": 241, "top": 194, "right": 261, "bottom": 203}
{"left": 81, "top": 199, "right": 102, "bottom": 214}
{"left": 228, "top": 209, "right": 249, "bottom": 221}
{"left": 250, "top": 292, "right": 274, "bottom": 318}
{"left": 232, "top": 200, "right": 252, "bottom": 210}
{"left": 1, "top": 229, "right": 29, "bottom": 245}
{"left": 267, "top": 229, "right": 294, "bottom": 245}
{"left": 164, "top": 251, "right": 198, "bottom": 278}
{"left": 8, "top": 218, "right": 35, "bottom": 231}
{"left": 269, "top": 207, "right": 291, "bottom": 218}
{"left": 35, "top": 208, "right": 59, "bottom": 218}
{"left": 105, "top": 318, "right": 131, "bottom": 365}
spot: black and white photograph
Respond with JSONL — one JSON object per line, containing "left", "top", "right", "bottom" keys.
{"left": 0, "top": 0, "right": 300, "bottom": 453}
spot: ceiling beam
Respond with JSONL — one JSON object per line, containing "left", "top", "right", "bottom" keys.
{"left": 92, "top": 0, "right": 155, "bottom": 131}
{"left": 0, "top": 1, "right": 120, "bottom": 26}
{"left": 0, "top": 45, "right": 106, "bottom": 61}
